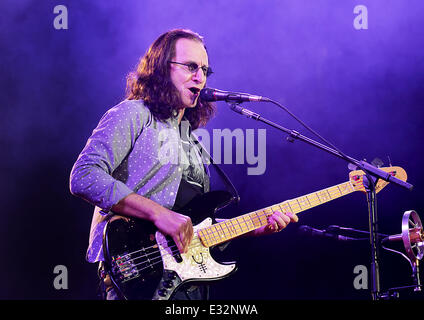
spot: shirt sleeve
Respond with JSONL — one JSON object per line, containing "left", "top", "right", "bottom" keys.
{"left": 69, "top": 100, "right": 150, "bottom": 212}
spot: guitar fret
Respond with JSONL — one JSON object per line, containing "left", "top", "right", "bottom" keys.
{"left": 305, "top": 196, "right": 312, "bottom": 207}
{"left": 296, "top": 197, "right": 309, "bottom": 210}
{"left": 207, "top": 225, "right": 218, "bottom": 244}
{"left": 230, "top": 218, "right": 241, "bottom": 234}
{"left": 215, "top": 225, "right": 226, "bottom": 242}
{"left": 198, "top": 179, "right": 362, "bottom": 248}
{"left": 226, "top": 220, "right": 236, "bottom": 236}
{"left": 242, "top": 216, "right": 251, "bottom": 231}
{"left": 200, "top": 229, "right": 212, "bottom": 247}
{"left": 287, "top": 201, "right": 297, "bottom": 213}
{"left": 296, "top": 198, "right": 302, "bottom": 210}
{"left": 204, "top": 226, "right": 213, "bottom": 245}
{"left": 310, "top": 192, "right": 321, "bottom": 204}
{"left": 292, "top": 200, "right": 302, "bottom": 214}
{"left": 196, "top": 168, "right": 405, "bottom": 249}
{"left": 249, "top": 215, "right": 255, "bottom": 227}
{"left": 251, "top": 211, "right": 260, "bottom": 227}
{"left": 255, "top": 211, "right": 266, "bottom": 227}
{"left": 234, "top": 216, "right": 245, "bottom": 234}
{"left": 252, "top": 210, "right": 267, "bottom": 227}
{"left": 224, "top": 223, "right": 232, "bottom": 238}
{"left": 315, "top": 193, "right": 322, "bottom": 204}
{"left": 218, "top": 223, "right": 228, "bottom": 241}
{"left": 271, "top": 205, "right": 279, "bottom": 213}
{"left": 281, "top": 202, "right": 290, "bottom": 213}
{"left": 197, "top": 229, "right": 206, "bottom": 246}
{"left": 318, "top": 191, "right": 328, "bottom": 202}
{"left": 246, "top": 215, "right": 255, "bottom": 230}
{"left": 213, "top": 224, "right": 225, "bottom": 240}
{"left": 206, "top": 230, "right": 214, "bottom": 247}
{"left": 286, "top": 201, "right": 294, "bottom": 213}
{"left": 239, "top": 216, "right": 247, "bottom": 231}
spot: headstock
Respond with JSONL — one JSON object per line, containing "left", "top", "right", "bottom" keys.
{"left": 349, "top": 166, "right": 408, "bottom": 193}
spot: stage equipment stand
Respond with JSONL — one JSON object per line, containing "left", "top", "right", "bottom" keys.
{"left": 227, "top": 102, "right": 413, "bottom": 300}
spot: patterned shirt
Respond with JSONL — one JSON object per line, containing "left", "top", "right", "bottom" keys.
{"left": 69, "top": 99, "right": 209, "bottom": 262}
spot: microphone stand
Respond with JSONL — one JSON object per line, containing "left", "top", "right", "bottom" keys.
{"left": 228, "top": 102, "right": 414, "bottom": 300}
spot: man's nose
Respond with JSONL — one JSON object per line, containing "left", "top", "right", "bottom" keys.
{"left": 192, "top": 68, "right": 206, "bottom": 83}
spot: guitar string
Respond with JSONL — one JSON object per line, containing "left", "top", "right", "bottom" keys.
{"left": 120, "top": 241, "right": 229, "bottom": 276}
{"left": 115, "top": 181, "right": 356, "bottom": 267}
{"left": 263, "top": 182, "right": 354, "bottom": 215}
{"left": 117, "top": 211, "right": 266, "bottom": 264}
{"left": 115, "top": 221, "right": 250, "bottom": 273}
{"left": 115, "top": 187, "right": 351, "bottom": 275}
{"left": 113, "top": 181, "right": 361, "bottom": 277}
{"left": 115, "top": 211, "right": 268, "bottom": 262}
{"left": 116, "top": 233, "right": 205, "bottom": 263}
{"left": 116, "top": 237, "right": 223, "bottom": 275}
{"left": 117, "top": 248, "right": 180, "bottom": 275}
{"left": 116, "top": 205, "right": 279, "bottom": 274}
{"left": 115, "top": 236, "right": 205, "bottom": 271}
{"left": 114, "top": 215, "right": 266, "bottom": 274}
{"left": 115, "top": 176, "right": 396, "bottom": 280}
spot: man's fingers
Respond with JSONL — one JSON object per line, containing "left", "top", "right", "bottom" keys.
{"left": 174, "top": 234, "right": 185, "bottom": 254}
{"left": 268, "top": 211, "right": 299, "bottom": 233}
{"left": 177, "top": 220, "right": 194, "bottom": 254}
{"left": 288, "top": 212, "right": 299, "bottom": 223}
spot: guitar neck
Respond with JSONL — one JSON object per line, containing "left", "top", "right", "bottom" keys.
{"left": 197, "top": 180, "right": 356, "bottom": 248}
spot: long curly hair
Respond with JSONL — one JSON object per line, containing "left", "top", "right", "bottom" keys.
{"left": 125, "top": 29, "right": 216, "bottom": 130}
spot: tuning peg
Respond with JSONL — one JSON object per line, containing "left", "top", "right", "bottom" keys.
{"left": 371, "top": 158, "right": 384, "bottom": 168}
{"left": 348, "top": 163, "right": 357, "bottom": 171}
{"left": 387, "top": 155, "right": 392, "bottom": 167}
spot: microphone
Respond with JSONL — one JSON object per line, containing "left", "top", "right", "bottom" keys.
{"left": 382, "top": 227, "right": 423, "bottom": 244}
{"left": 298, "top": 225, "right": 357, "bottom": 241}
{"left": 200, "top": 87, "right": 270, "bottom": 103}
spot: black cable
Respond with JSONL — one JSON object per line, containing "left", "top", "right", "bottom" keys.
{"left": 267, "top": 98, "right": 355, "bottom": 165}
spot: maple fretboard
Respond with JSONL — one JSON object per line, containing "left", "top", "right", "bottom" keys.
{"left": 197, "top": 180, "right": 356, "bottom": 247}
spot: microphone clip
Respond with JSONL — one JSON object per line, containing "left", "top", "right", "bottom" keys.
{"left": 227, "top": 102, "right": 261, "bottom": 120}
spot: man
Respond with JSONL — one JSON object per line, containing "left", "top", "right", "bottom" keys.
{"left": 69, "top": 29, "right": 298, "bottom": 300}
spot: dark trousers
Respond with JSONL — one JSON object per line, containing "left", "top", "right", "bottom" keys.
{"left": 105, "top": 284, "right": 209, "bottom": 300}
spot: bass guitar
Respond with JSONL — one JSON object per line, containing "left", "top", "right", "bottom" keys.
{"left": 102, "top": 166, "right": 407, "bottom": 299}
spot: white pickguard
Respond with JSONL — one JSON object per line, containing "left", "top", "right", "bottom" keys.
{"left": 155, "top": 218, "right": 236, "bottom": 282}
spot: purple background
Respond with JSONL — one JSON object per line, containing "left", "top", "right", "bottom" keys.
{"left": 1, "top": 0, "right": 423, "bottom": 299}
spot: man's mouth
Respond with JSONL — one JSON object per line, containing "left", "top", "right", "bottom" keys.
{"left": 188, "top": 87, "right": 201, "bottom": 104}
{"left": 188, "top": 87, "right": 201, "bottom": 95}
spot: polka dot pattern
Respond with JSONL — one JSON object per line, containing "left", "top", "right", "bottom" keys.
{"left": 69, "top": 100, "right": 210, "bottom": 263}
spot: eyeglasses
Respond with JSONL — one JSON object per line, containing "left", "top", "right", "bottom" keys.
{"left": 168, "top": 61, "right": 213, "bottom": 77}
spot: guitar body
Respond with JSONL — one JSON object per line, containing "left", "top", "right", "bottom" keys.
{"left": 103, "top": 190, "right": 237, "bottom": 300}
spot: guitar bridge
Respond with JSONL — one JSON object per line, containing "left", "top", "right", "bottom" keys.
{"left": 112, "top": 253, "right": 140, "bottom": 283}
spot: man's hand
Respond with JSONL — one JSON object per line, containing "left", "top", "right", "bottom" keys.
{"left": 111, "top": 193, "right": 193, "bottom": 254}
{"left": 153, "top": 209, "right": 194, "bottom": 254}
{"left": 254, "top": 211, "right": 298, "bottom": 236}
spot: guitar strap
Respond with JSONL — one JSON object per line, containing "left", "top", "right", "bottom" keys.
{"left": 190, "top": 130, "right": 238, "bottom": 252}
{"left": 190, "top": 130, "right": 240, "bottom": 207}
